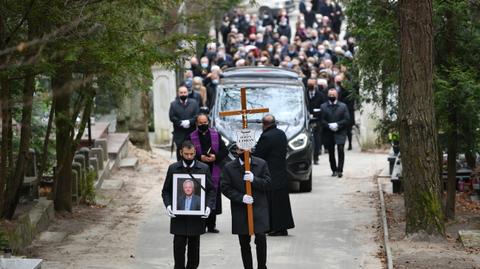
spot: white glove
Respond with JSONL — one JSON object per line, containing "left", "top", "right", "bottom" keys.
{"left": 242, "top": 195, "right": 254, "bottom": 204}
{"left": 243, "top": 171, "right": 254, "bottom": 182}
{"left": 328, "top": 122, "right": 339, "bottom": 131}
{"left": 180, "top": 120, "right": 190, "bottom": 128}
{"left": 201, "top": 207, "right": 211, "bottom": 219}
{"left": 166, "top": 205, "right": 176, "bottom": 218}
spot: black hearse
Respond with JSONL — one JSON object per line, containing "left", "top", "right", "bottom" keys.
{"left": 211, "top": 67, "right": 313, "bottom": 192}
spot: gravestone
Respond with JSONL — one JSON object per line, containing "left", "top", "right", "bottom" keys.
{"left": 73, "top": 154, "right": 86, "bottom": 193}
{"left": 22, "top": 149, "right": 39, "bottom": 200}
{"left": 78, "top": 147, "right": 91, "bottom": 172}
{"left": 94, "top": 139, "right": 108, "bottom": 161}
{"left": 73, "top": 154, "right": 86, "bottom": 171}
{"left": 90, "top": 148, "right": 104, "bottom": 170}
{"left": 89, "top": 158, "right": 99, "bottom": 175}
{"left": 71, "top": 164, "right": 80, "bottom": 203}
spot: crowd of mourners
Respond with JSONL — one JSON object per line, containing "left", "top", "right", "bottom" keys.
{"left": 181, "top": 0, "right": 357, "bottom": 160}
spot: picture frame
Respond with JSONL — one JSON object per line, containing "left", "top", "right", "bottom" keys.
{"left": 172, "top": 173, "right": 206, "bottom": 215}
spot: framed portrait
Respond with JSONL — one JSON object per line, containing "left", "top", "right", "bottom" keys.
{"left": 172, "top": 173, "right": 206, "bottom": 215}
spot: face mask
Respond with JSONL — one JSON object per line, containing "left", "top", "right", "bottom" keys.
{"left": 198, "top": 124, "right": 209, "bottom": 132}
{"left": 268, "top": 47, "right": 273, "bottom": 52}
{"left": 329, "top": 96, "right": 336, "bottom": 103}
{"left": 263, "top": 14, "right": 269, "bottom": 19}
{"left": 308, "top": 85, "right": 315, "bottom": 91}
{"left": 280, "top": 22, "right": 287, "bottom": 26}
{"left": 183, "top": 158, "right": 194, "bottom": 166}
{"left": 201, "top": 63, "right": 208, "bottom": 68}
{"left": 179, "top": 95, "right": 188, "bottom": 101}
{"left": 212, "top": 79, "right": 219, "bottom": 84}
{"left": 306, "top": 7, "right": 312, "bottom": 12}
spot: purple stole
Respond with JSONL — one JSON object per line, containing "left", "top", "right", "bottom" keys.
{"left": 190, "top": 128, "right": 221, "bottom": 190}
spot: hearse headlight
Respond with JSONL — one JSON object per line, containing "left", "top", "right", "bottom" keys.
{"left": 288, "top": 133, "right": 308, "bottom": 151}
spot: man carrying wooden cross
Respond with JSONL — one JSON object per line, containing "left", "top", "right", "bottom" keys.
{"left": 220, "top": 87, "right": 271, "bottom": 269}
{"left": 221, "top": 145, "right": 271, "bottom": 269}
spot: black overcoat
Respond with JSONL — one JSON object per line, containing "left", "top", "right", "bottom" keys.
{"left": 161, "top": 161, "right": 216, "bottom": 236}
{"left": 253, "top": 125, "right": 288, "bottom": 190}
{"left": 253, "top": 125, "right": 295, "bottom": 231}
{"left": 169, "top": 98, "right": 199, "bottom": 146}
{"left": 320, "top": 101, "right": 350, "bottom": 145}
{"left": 221, "top": 157, "right": 271, "bottom": 235}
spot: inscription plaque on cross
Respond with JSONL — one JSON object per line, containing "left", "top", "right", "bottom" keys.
{"left": 219, "top": 87, "right": 269, "bottom": 235}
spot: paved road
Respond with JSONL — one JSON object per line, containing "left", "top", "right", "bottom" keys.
{"left": 135, "top": 145, "right": 386, "bottom": 269}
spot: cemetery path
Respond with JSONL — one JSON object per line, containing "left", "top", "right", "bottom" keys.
{"left": 30, "top": 142, "right": 388, "bottom": 269}
{"left": 134, "top": 144, "right": 388, "bottom": 269}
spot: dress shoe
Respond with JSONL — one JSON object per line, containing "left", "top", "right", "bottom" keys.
{"left": 313, "top": 160, "right": 319, "bottom": 165}
{"left": 269, "top": 230, "right": 288, "bottom": 236}
{"left": 337, "top": 172, "right": 343, "bottom": 178}
{"left": 348, "top": 145, "right": 352, "bottom": 151}
{"left": 332, "top": 171, "right": 338, "bottom": 177}
{"left": 207, "top": 228, "right": 220, "bottom": 233}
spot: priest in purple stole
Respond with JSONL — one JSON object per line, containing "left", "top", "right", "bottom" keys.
{"left": 189, "top": 114, "right": 228, "bottom": 233}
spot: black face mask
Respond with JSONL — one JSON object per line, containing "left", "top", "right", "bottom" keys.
{"left": 183, "top": 158, "right": 194, "bottom": 166}
{"left": 179, "top": 95, "right": 187, "bottom": 101}
{"left": 308, "top": 85, "right": 315, "bottom": 91}
{"left": 329, "top": 96, "right": 336, "bottom": 103}
{"left": 198, "top": 124, "right": 209, "bottom": 132}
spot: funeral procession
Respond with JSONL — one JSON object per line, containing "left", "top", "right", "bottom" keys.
{"left": 2, "top": 0, "right": 480, "bottom": 268}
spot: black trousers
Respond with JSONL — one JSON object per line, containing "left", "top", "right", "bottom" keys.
{"left": 173, "top": 235, "right": 200, "bottom": 269}
{"left": 346, "top": 126, "right": 353, "bottom": 148}
{"left": 205, "top": 212, "right": 217, "bottom": 230}
{"left": 238, "top": 234, "right": 267, "bottom": 269}
{"left": 312, "top": 128, "right": 322, "bottom": 161}
{"left": 326, "top": 143, "right": 345, "bottom": 172}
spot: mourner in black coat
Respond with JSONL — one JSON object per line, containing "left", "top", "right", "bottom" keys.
{"left": 306, "top": 79, "right": 327, "bottom": 164}
{"left": 162, "top": 141, "right": 216, "bottom": 269}
{"left": 253, "top": 114, "right": 295, "bottom": 236}
{"left": 221, "top": 149, "right": 271, "bottom": 269}
{"left": 169, "top": 86, "right": 200, "bottom": 161}
{"left": 320, "top": 88, "right": 350, "bottom": 178}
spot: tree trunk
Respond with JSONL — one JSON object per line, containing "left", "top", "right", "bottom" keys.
{"left": 0, "top": 77, "right": 12, "bottom": 216}
{"left": 37, "top": 100, "right": 54, "bottom": 182}
{"left": 398, "top": 0, "right": 445, "bottom": 235}
{"left": 3, "top": 70, "right": 35, "bottom": 219}
{"left": 53, "top": 65, "right": 74, "bottom": 212}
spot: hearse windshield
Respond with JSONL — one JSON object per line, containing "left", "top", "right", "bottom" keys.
{"left": 217, "top": 86, "right": 305, "bottom": 125}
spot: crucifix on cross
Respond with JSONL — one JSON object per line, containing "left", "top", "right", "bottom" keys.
{"left": 219, "top": 87, "right": 269, "bottom": 235}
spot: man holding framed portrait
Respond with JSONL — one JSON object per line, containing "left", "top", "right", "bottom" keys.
{"left": 162, "top": 140, "right": 216, "bottom": 269}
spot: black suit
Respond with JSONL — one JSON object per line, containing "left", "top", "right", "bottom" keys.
{"left": 162, "top": 161, "right": 216, "bottom": 269}
{"left": 253, "top": 125, "right": 295, "bottom": 232}
{"left": 307, "top": 89, "right": 327, "bottom": 161}
{"left": 320, "top": 101, "right": 350, "bottom": 173}
{"left": 221, "top": 157, "right": 271, "bottom": 269}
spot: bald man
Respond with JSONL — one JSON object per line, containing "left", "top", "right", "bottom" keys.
{"left": 253, "top": 114, "right": 295, "bottom": 236}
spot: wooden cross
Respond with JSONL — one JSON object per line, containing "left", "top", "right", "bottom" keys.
{"left": 219, "top": 87, "right": 269, "bottom": 235}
